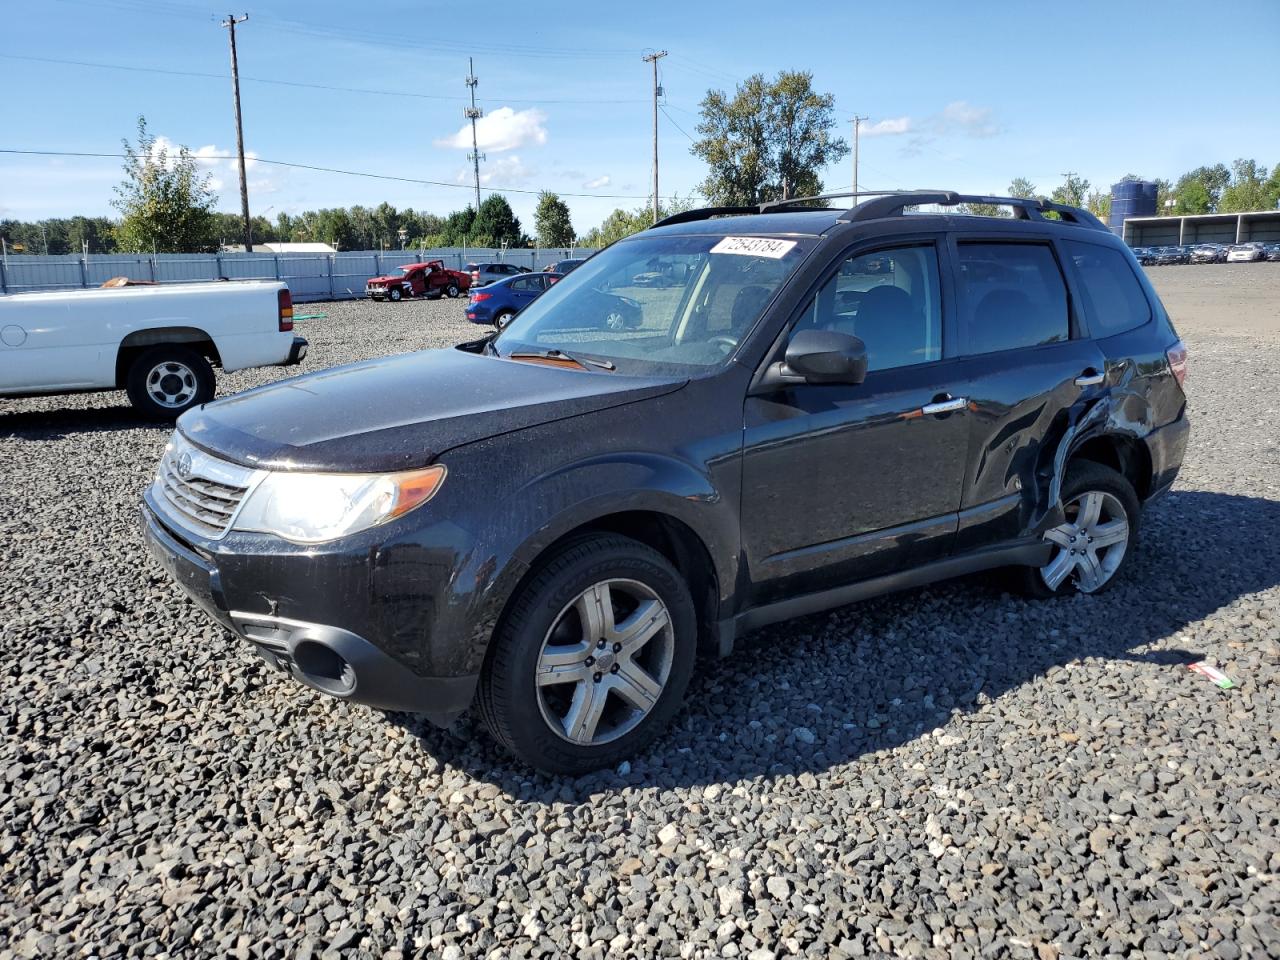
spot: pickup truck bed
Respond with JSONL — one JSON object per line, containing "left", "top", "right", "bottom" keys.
{"left": 0, "top": 280, "right": 308, "bottom": 419}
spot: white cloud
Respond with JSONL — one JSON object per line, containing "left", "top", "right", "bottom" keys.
{"left": 583, "top": 175, "right": 611, "bottom": 189}
{"left": 435, "top": 107, "right": 548, "bottom": 153}
{"left": 935, "top": 100, "right": 999, "bottom": 138}
{"left": 145, "top": 136, "right": 270, "bottom": 195}
{"left": 862, "top": 117, "right": 912, "bottom": 137}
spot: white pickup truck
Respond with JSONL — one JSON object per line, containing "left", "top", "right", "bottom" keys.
{"left": 0, "top": 280, "right": 308, "bottom": 419}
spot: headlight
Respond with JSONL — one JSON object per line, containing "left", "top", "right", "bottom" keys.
{"left": 232, "top": 465, "right": 446, "bottom": 544}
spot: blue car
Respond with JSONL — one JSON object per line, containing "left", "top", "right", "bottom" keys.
{"left": 466, "top": 272, "right": 562, "bottom": 328}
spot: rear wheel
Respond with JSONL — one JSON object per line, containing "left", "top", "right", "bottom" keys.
{"left": 125, "top": 345, "right": 215, "bottom": 420}
{"left": 1020, "top": 461, "right": 1139, "bottom": 598}
{"left": 445, "top": 283, "right": 461, "bottom": 298}
{"left": 477, "top": 534, "right": 696, "bottom": 774}
{"left": 494, "top": 310, "right": 516, "bottom": 330}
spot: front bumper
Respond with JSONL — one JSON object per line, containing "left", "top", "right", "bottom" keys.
{"left": 283, "top": 336, "right": 308, "bottom": 366}
{"left": 139, "top": 498, "right": 477, "bottom": 726}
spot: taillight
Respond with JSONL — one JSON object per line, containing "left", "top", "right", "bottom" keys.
{"left": 471, "top": 292, "right": 492, "bottom": 302}
{"left": 1166, "top": 339, "right": 1188, "bottom": 389}
{"left": 278, "top": 289, "right": 294, "bottom": 332}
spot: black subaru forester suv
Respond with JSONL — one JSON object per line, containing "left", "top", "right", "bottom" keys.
{"left": 142, "top": 191, "right": 1189, "bottom": 774}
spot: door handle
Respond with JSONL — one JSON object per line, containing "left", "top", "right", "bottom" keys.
{"left": 1074, "top": 369, "right": 1104, "bottom": 387}
{"left": 921, "top": 396, "right": 968, "bottom": 416}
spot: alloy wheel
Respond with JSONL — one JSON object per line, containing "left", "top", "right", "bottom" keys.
{"left": 1039, "top": 490, "right": 1130, "bottom": 593}
{"left": 535, "top": 578, "right": 674, "bottom": 745}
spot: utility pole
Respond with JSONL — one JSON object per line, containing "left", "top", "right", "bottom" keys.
{"left": 221, "top": 13, "right": 253, "bottom": 252}
{"left": 642, "top": 50, "right": 667, "bottom": 224}
{"left": 851, "top": 115, "right": 868, "bottom": 197}
{"left": 465, "top": 58, "right": 484, "bottom": 213}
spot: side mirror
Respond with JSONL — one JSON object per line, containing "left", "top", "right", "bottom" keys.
{"left": 785, "top": 328, "right": 869, "bottom": 383}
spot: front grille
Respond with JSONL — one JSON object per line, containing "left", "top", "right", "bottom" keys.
{"left": 153, "top": 436, "right": 258, "bottom": 538}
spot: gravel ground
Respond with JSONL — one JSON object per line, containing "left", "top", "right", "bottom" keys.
{"left": 2, "top": 267, "right": 1279, "bottom": 959}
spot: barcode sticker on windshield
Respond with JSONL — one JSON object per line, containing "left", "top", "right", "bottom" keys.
{"left": 709, "top": 237, "right": 798, "bottom": 259}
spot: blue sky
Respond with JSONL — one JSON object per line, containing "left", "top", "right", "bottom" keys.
{"left": 2, "top": 0, "right": 1278, "bottom": 235}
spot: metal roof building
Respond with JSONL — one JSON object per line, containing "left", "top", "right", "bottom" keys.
{"left": 1122, "top": 210, "right": 1280, "bottom": 246}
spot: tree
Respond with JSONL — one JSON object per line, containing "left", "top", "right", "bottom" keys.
{"left": 472, "top": 195, "right": 524, "bottom": 247}
{"left": 1008, "top": 178, "right": 1039, "bottom": 199}
{"left": 534, "top": 191, "right": 575, "bottom": 247}
{"left": 1172, "top": 164, "right": 1230, "bottom": 214}
{"left": 1085, "top": 190, "right": 1111, "bottom": 221}
{"left": 111, "top": 116, "right": 217, "bottom": 253}
{"left": 693, "top": 71, "right": 848, "bottom": 205}
{"left": 579, "top": 195, "right": 697, "bottom": 248}
{"left": 1220, "top": 159, "right": 1270, "bottom": 213}
{"left": 1051, "top": 172, "right": 1090, "bottom": 208}
{"left": 1264, "top": 166, "right": 1280, "bottom": 212}
{"left": 65, "top": 216, "right": 117, "bottom": 254}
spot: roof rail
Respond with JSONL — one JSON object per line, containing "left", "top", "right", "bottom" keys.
{"left": 648, "top": 191, "right": 1109, "bottom": 232}
{"left": 839, "top": 192, "right": 1109, "bottom": 231}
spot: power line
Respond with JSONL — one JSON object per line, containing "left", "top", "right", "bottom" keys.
{"left": 659, "top": 105, "right": 696, "bottom": 144}
{"left": 0, "top": 54, "right": 649, "bottom": 106}
{"left": 0, "top": 149, "right": 685, "bottom": 201}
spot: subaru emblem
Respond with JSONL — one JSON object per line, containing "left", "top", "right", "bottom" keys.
{"left": 176, "top": 451, "right": 193, "bottom": 480}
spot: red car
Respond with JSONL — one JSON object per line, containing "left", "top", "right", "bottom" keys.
{"left": 366, "top": 260, "right": 471, "bottom": 301}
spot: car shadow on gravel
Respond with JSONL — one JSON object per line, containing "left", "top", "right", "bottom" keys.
{"left": 0, "top": 402, "right": 157, "bottom": 438}
{"left": 389, "top": 488, "right": 1280, "bottom": 798}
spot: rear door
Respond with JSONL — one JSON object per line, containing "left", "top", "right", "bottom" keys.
{"left": 947, "top": 236, "right": 1108, "bottom": 550}
{"left": 741, "top": 237, "right": 971, "bottom": 604}
{"left": 509, "top": 275, "right": 543, "bottom": 308}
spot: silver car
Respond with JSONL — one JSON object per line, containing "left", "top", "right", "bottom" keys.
{"left": 1226, "top": 243, "right": 1265, "bottom": 263}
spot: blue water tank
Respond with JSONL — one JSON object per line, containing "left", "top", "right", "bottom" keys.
{"left": 1109, "top": 180, "right": 1158, "bottom": 233}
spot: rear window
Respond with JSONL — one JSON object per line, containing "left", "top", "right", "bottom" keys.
{"left": 956, "top": 242, "right": 1069, "bottom": 355}
{"left": 1065, "top": 241, "right": 1151, "bottom": 337}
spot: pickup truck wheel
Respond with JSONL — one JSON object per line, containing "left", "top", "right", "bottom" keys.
{"left": 388, "top": 287, "right": 403, "bottom": 302}
{"left": 445, "top": 283, "right": 461, "bottom": 298}
{"left": 494, "top": 310, "right": 516, "bottom": 330}
{"left": 477, "top": 534, "right": 696, "bottom": 775}
{"left": 126, "top": 346, "right": 215, "bottom": 420}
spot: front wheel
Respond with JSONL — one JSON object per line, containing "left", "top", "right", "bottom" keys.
{"left": 125, "top": 345, "right": 215, "bottom": 420}
{"left": 1020, "top": 461, "right": 1140, "bottom": 598}
{"left": 477, "top": 535, "right": 697, "bottom": 774}
{"left": 388, "top": 287, "right": 403, "bottom": 302}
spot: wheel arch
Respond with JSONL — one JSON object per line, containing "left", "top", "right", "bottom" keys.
{"left": 1069, "top": 432, "right": 1154, "bottom": 500}
{"left": 115, "top": 327, "right": 222, "bottom": 387}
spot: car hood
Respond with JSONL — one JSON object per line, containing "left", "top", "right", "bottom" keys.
{"left": 179, "top": 346, "right": 686, "bottom": 472}
{"left": 367, "top": 274, "right": 402, "bottom": 284}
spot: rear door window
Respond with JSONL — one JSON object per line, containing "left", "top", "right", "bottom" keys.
{"left": 1064, "top": 241, "right": 1151, "bottom": 337}
{"left": 956, "top": 242, "right": 1069, "bottom": 355}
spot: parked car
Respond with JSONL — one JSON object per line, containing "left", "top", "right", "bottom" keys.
{"left": 543, "top": 258, "right": 586, "bottom": 275}
{"left": 1264, "top": 243, "right": 1280, "bottom": 262}
{"left": 466, "top": 272, "right": 562, "bottom": 329}
{"left": 141, "top": 190, "right": 1189, "bottom": 773}
{"left": 1190, "top": 244, "right": 1228, "bottom": 264}
{"left": 468, "top": 262, "right": 530, "bottom": 287}
{"left": 1154, "top": 246, "right": 1189, "bottom": 266}
{"left": 1, "top": 280, "right": 306, "bottom": 419}
{"left": 366, "top": 260, "right": 470, "bottom": 301}
{"left": 1131, "top": 246, "right": 1157, "bottom": 266}
{"left": 1226, "top": 242, "right": 1266, "bottom": 263}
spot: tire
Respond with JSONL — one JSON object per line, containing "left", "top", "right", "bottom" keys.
{"left": 125, "top": 345, "right": 215, "bottom": 420}
{"left": 477, "top": 534, "right": 697, "bottom": 775}
{"left": 494, "top": 310, "right": 516, "bottom": 330}
{"left": 445, "top": 283, "right": 461, "bottom": 298}
{"left": 1018, "top": 461, "right": 1140, "bottom": 598}
{"left": 389, "top": 287, "right": 403, "bottom": 302}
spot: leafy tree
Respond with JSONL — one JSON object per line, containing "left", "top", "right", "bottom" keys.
{"left": 534, "top": 191, "right": 575, "bottom": 247}
{"left": 693, "top": 70, "right": 848, "bottom": 205}
{"left": 579, "top": 195, "right": 697, "bottom": 247}
{"left": 1050, "top": 172, "right": 1090, "bottom": 208}
{"left": 65, "top": 216, "right": 117, "bottom": 254}
{"left": 1008, "top": 178, "right": 1039, "bottom": 199}
{"left": 443, "top": 206, "right": 476, "bottom": 245}
{"left": 1220, "top": 159, "right": 1271, "bottom": 213}
{"left": 1264, "top": 166, "right": 1280, "bottom": 212}
{"left": 111, "top": 116, "right": 217, "bottom": 253}
{"left": 1085, "top": 190, "right": 1111, "bottom": 221}
{"left": 1172, "top": 164, "right": 1230, "bottom": 213}
{"left": 472, "top": 195, "right": 524, "bottom": 247}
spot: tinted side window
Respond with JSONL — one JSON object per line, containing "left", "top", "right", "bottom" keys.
{"left": 957, "top": 243, "right": 1069, "bottom": 355}
{"left": 1065, "top": 241, "right": 1151, "bottom": 337}
{"left": 797, "top": 244, "right": 942, "bottom": 371}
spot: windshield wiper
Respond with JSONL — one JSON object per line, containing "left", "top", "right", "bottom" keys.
{"left": 507, "top": 349, "right": 616, "bottom": 371}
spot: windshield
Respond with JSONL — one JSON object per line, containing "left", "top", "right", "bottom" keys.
{"left": 494, "top": 233, "right": 815, "bottom": 373}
